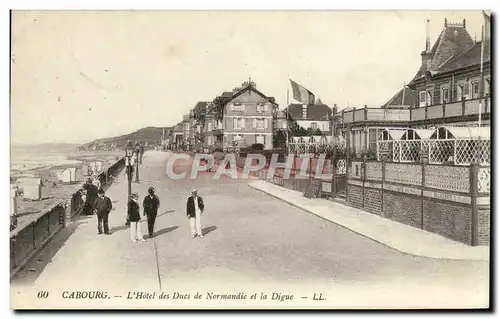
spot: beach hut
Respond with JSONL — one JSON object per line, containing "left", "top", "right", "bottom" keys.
{"left": 57, "top": 168, "right": 77, "bottom": 184}
{"left": 82, "top": 163, "right": 89, "bottom": 176}
{"left": 21, "top": 178, "right": 42, "bottom": 201}
{"left": 10, "top": 186, "right": 19, "bottom": 217}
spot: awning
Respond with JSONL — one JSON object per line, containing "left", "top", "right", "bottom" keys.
{"left": 402, "top": 129, "right": 435, "bottom": 140}
{"left": 431, "top": 126, "right": 491, "bottom": 139}
{"left": 378, "top": 129, "right": 405, "bottom": 141}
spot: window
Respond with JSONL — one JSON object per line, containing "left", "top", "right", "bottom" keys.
{"left": 441, "top": 86, "right": 449, "bottom": 103}
{"left": 471, "top": 81, "right": 479, "bottom": 99}
{"left": 256, "top": 135, "right": 265, "bottom": 144}
{"left": 485, "top": 78, "right": 491, "bottom": 96}
{"left": 207, "top": 136, "right": 213, "bottom": 145}
{"left": 232, "top": 103, "right": 245, "bottom": 112}
{"left": 457, "top": 84, "right": 464, "bottom": 101}
{"left": 419, "top": 91, "right": 427, "bottom": 107}
{"left": 311, "top": 122, "right": 318, "bottom": 130}
{"left": 419, "top": 91, "right": 432, "bottom": 107}
{"left": 233, "top": 117, "right": 245, "bottom": 129}
{"left": 257, "top": 119, "right": 265, "bottom": 129}
{"left": 282, "top": 121, "right": 287, "bottom": 129}
{"left": 257, "top": 103, "right": 268, "bottom": 113}
{"left": 208, "top": 122, "right": 213, "bottom": 131}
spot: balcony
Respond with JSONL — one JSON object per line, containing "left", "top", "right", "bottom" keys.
{"left": 410, "top": 97, "right": 491, "bottom": 122}
{"left": 212, "top": 125, "right": 224, "bottom": 135}
{"left": 343, "top": 107, "right": 410, "bottom": 124}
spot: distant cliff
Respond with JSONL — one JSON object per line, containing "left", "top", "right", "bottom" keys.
{"left": 78, "top": 126, "right": 170, "bottom": 150}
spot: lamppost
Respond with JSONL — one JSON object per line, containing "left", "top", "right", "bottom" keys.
{"left": 135, "top": 142, "right": 140, "bottom": 183}
{"left": 125, "top": 142, "right": 134, "bottom": 198}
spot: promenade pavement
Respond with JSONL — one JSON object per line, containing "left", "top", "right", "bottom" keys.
{"left": 11, "top": 151, "right": 489, "bottom": 309}
{"left": 249, "top": 180, "right": 490, "bottom": 262}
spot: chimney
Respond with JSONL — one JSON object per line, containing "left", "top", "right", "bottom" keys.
{"left": 463, "top": 18, "right": 466, "bottom": 28}
{"left": 421, "top": 19, "right": 432, "bottom": 69}
{"left": 444, "top": 18, "right": 447, "bottom": 27}
{"left": 425, "top": 19, "right": 430, "bottom": 51}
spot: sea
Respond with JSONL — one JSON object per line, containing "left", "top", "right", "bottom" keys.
{"left": 10, "top": 144, "right": 82, "bottom": 176}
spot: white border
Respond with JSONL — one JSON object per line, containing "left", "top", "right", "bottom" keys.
{"left": 2, "top": 1, "right": 499, "bottom": 317}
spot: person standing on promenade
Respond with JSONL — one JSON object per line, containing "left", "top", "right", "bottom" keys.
{"left": 143, "top": 187, "right": 160, "bottom": 238}
{"left": 83, "top": 178, "right": 99, "bottom": 215}
{"left": 93, "top": 189, "right": 113, "bottom": 235}
{"left": 128, "top": 193, "right": 145, "bottom": 242}
{"left": 186, "top": 189, "right": 204, "bottom": 239}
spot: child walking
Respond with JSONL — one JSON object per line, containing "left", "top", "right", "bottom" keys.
{"left": 128, "top": 193, "right": 145, "bottom": 242}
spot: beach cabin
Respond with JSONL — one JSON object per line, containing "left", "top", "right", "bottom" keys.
{"left": 10, "top": 186, "right": 19, "bottom": 217}
{"left": 21, "top": 178, "right": 42, "bottom": 201}
{"left": 82, "top": 163, "right": 90, "bottom": 176}
{"left": 57, "top": 168, "right": 77, "bottom": 184}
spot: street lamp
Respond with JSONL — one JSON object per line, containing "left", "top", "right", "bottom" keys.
{"left": 125, "top": 141, "right": 134, "bottom": 198}
{"left": 135, "top": 142, "right": 140, "bottom": 183}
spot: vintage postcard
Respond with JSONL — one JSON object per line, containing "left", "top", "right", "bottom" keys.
{"left": 9, "top": 10, "right": 491, "bottom": 310}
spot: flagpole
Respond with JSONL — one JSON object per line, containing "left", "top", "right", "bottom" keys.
{"left": 286, "top": 88, "right": 290, "bottom": 153}
{"left": 478, "top": 24, "right": 484, "bottom": 136}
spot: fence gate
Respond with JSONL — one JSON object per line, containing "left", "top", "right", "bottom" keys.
{"left": 332, "top": 144, "right": 347, "bottom": 199}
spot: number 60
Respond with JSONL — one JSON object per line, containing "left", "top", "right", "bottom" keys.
{"left": 37, "top": 291, "right": 49, "bottom": 299}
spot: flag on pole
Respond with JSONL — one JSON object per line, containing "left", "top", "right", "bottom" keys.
{"left": 289, "top": 79, "right": 315, "bottom": 104}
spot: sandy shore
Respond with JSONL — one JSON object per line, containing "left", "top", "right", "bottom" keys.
{"left": 11, "top": 150, "right": 124, "bottom": 234}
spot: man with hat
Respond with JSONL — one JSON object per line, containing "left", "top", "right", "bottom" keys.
{"left": 186, "top": 189, "right": 204, "bottom": 238}
{"left": 143, "top": 187, "right": 160, "bottom": 238}
{"left": 93, "top": 188, "right": 113, "bottom": 235}
{"left": 128, "top": 192, "right": 145, "bottom": 242}
{"left": 83, "top": 177, "right": 99, "bottom": 215}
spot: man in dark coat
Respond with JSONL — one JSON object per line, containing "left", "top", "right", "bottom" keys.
{"left": 83, "top": 178, "right": 99, "bottom": 215}
{"left": 93, "top": 189, "right": 112, "bottom": 235}
{"left": 143, "top": 187, "right": 160, "bottom": 238}
{"left": 186, "top": 189, "right": 204, "bottom": 238}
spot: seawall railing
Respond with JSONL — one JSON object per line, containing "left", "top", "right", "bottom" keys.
{"left": 10, "top": 157, "right": 126, "bottom": 280}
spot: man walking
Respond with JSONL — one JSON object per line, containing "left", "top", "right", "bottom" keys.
{"left": 143, "top": 187, "right": 160, "bottom": 238}
{"left": 84, "top": 178, "right": 99, "bottom": 215}
{"left": 128, "top": 193, "right": 145, "bottom": 242}
{"left": 93, "top": 189, "right": 112, "bottom": 235}
{"left": 186, "top": 189, "right": 204, "bottom": 238}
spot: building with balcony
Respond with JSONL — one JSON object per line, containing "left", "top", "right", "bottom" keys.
{"left": 407, "top": 18, "right": 491, "bottom": 129}
{"left": 204, "top": 81, "right": 278, "bottom": 151}
{"left": 338, "top": 16, "right": 491, "bottom": 156}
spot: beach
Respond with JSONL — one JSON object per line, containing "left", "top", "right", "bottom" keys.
{"left": 10, "top": 145, "right": 124, "bottom": 233}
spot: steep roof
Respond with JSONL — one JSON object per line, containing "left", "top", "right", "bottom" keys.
{"left": 381, "top": 87, "right": 414, "bottom": 108}
{"left": 286, "top": 104, "right": 332, "bottom": 121}
{"left": 436, "top": 41, "right": 490, "bottom": 73}
{"left": 228, "top": 83, "right": 278, "bottom": 106}
{"left": 410, "top": 22, "right": 474, "bottom": 84}
{"left": 192, "top": 101, "right": 209, "bottom": 118}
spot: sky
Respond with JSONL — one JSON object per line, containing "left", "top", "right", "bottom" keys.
{"left": 10, "top": 10, "right": 486, "bottom": 144}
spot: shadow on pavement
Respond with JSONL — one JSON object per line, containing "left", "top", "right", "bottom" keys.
{"left": 152, "top": 226, "right": 179, "bottom": 238}
{"left": 157, "top": 209, "right": 175, "bottom": 218}
{"left": 202, "top": 225, "right": 217, "bottom": 236}
{"left": 110, "top": 224, "right": 130, "bottom": 234}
